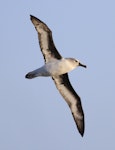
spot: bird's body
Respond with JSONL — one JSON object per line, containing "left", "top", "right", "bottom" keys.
{"left": 26, "top": 58, "right": 82, "bottom": 78}
{"left": 25, "top": 15, "right": 86, "bottom": 136}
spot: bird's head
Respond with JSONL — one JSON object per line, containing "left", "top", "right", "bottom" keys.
{"left": 67, "top": 58, "right": 87, "bottom": 68}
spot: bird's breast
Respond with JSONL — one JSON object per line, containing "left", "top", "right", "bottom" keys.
{"left": 45, "top": 59, "right": 76, "bottom": 76}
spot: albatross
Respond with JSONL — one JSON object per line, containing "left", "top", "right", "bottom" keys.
{"left": 25, "top": 15, "right": 87, "bottom": 137}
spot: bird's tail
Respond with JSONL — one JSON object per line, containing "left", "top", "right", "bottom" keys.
{"left": 25, "top": 71, "right": 38, "bottom": 79}
{"left": 25, "top": 67, "right": 51, "bottom": 79}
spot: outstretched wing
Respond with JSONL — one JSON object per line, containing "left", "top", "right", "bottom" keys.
{"left": 30, "top": 15, "right": 62, "bottom": 63}
{"left": 52, "top": 74, "right": 85, "bottom": 136}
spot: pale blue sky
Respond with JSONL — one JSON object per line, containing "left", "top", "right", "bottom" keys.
{"left": 0, "top": 0, "right": 115, "bottom": 149}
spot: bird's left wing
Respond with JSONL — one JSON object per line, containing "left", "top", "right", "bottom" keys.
{"left": 52, "top": 74, "right": 85, "bottom": 136}
{"left": 30, "top": 15, "right": 62, "bottom": 63}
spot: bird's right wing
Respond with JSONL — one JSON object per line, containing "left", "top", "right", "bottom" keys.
{"left": 52, "top": 74, "right": 85, "bottom": 136}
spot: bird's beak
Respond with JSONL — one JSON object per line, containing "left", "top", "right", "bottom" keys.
{"left": 79, "top": 62, "right": 87, "bottom": 68}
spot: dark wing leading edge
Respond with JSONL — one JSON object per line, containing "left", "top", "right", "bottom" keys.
{"left": 52, "top": 74, "right": 85, "bottom": 136}
{"left": 30, "top": 15, "right": 62, "bottom": 63}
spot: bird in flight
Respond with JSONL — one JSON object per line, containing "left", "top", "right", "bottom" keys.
{"left": 25, "top": 15, "right": 86, "bottom": 136}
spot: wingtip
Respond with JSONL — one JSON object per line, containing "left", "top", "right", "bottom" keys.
{"left": 30, "top": 14, "right": 38, "bottom": 20}
{"left": 74, "top": 115, "right": 85, "bottom": 137}
{"left": 80, "top": 131, "right": 84, "bottom": 137}
{"left": 78, "top": 121, "right": 85, "bottom": 137}
{"left": 77, "top": 125, "right": 84, "bottom": 137}
{"left": 30, "top": 14, "right": 34, "bottom": 20}
{"left": 30, "top": 15, "right": 43, "bottom": 24}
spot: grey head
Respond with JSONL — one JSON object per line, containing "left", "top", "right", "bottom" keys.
{"left": 65, "top": 58, "right": 87, "bottom": 69}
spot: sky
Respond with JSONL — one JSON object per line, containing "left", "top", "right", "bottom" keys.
{"left": 0, "top": 0, "right": 115, "bottom": 149}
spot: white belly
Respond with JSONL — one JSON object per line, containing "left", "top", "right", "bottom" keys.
{"left": 45, "top": 58, "right": 76, "bottom": 76}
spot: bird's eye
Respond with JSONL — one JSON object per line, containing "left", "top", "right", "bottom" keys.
{"left": 75, "top": 60, "right": 78, "bottom": 62}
